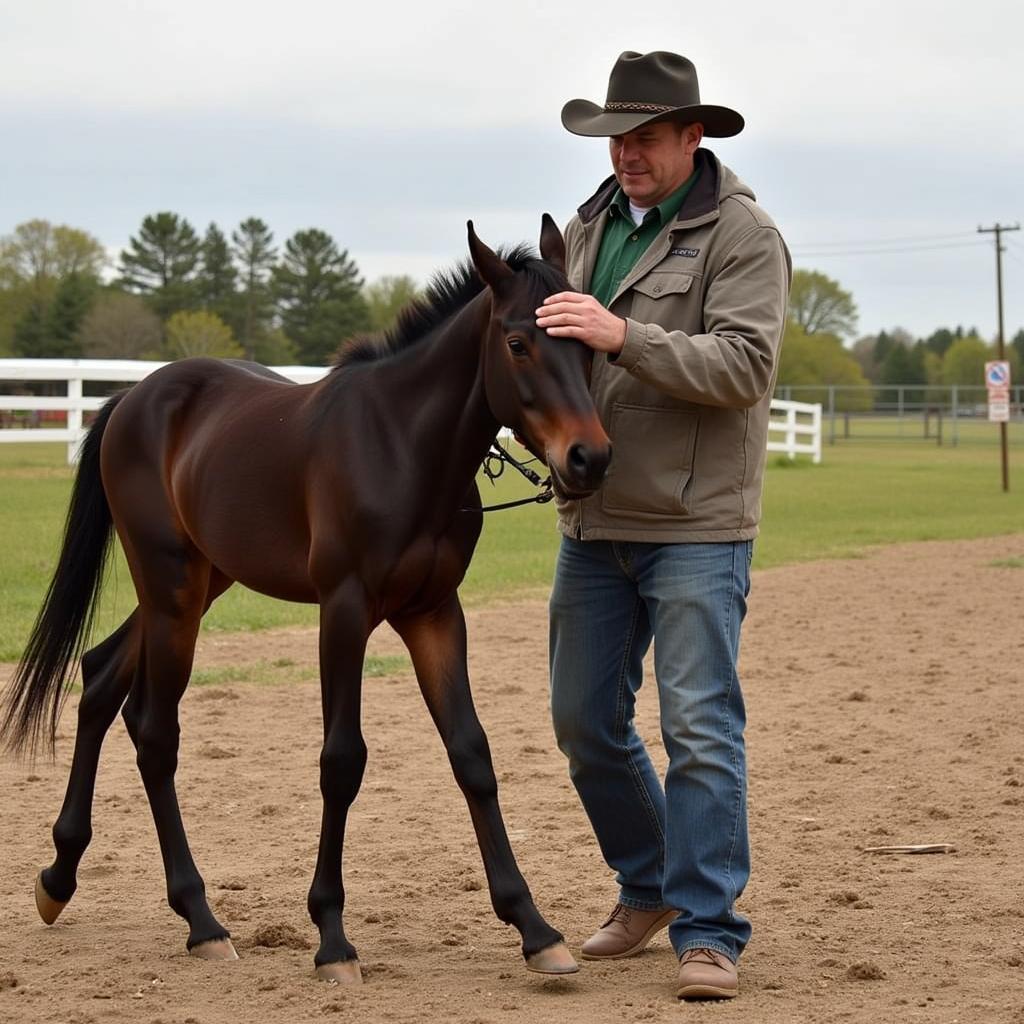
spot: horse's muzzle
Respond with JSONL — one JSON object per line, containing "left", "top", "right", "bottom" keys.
{"left": 550, "top": 440, "right": 612, "bottom": 500}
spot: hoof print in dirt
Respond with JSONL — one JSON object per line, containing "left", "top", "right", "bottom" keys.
{"left": 250, "top": 923, "right": 312, "bottom": 950}
{"left": 846, "top": 961, "right": 886, "bottom": 981}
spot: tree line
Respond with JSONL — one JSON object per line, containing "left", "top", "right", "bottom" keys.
{"left": 780, "top": 269, "right": 1024, "bottom": 409}
{"left": 0, "top": 217, "right": 419, "bottom": 365}
{"left": 3, "top": 220, "right": 1022, "bottom": 390}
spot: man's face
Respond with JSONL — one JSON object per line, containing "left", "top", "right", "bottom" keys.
{"left": 609, "top": 121, "right": 703, "bottom": 207}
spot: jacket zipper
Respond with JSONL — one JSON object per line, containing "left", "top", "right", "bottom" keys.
{"left": 577, "top": 223, "right": 593, "bottom": 541}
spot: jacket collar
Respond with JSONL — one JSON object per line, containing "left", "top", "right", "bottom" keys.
{"left": 578, "top": 147, "right": 722, "bottom": 226}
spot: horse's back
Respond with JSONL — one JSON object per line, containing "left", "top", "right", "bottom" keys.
{"left": 133, "top": 356, "right": 298, "bottom": 399}
{"left": 220, "top": 359, "right": 295, "bottom": 384}
{"left": 106, "top": 358, "right": 304, "bottom": 447}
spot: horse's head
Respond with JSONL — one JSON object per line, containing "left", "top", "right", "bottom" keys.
{"left": 468, "top": 216, "right": 612, "bottom": 500}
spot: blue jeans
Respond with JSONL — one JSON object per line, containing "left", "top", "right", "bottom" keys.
{"left": 549, "top": 537, "right": 752, "bottom": 962}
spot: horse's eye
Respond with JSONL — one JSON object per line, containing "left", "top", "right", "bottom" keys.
{"left": 507, "top": 337, "right": 527, "bottom": 357}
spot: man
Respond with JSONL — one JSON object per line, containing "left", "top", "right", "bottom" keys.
{"left": 536, "top": 51, "right": 791, "bottom": 1000}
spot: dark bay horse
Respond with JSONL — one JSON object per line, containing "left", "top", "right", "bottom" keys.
{"left": 1, "top": 217, "right": 611, "bottom": 982}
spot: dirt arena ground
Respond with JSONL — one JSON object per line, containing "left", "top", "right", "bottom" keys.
{"left": 2, "top": 534, "right": 1023, "bottom": 1024}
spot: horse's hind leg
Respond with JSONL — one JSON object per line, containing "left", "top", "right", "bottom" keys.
{"left": 131, "top": 558, "right": 236, "bottom": 958}
{"left": 120, "top": 570, "right": 232, "bottom": 749}
{"left": 38, "top": 570, "right": 234, "bottom": 926}
{"left": 391, "top": 597, "right": 577, "bottom": 975}
{"left": 37, "top": 612, "right": 140, "bottom": 923}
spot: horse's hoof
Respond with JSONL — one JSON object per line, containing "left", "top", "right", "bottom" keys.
{"left": 35, "top": 872, "right": 68, "bottom": 925}
{"left": 316, "top": 960, "right": 363, "bottom": 984}
{"left": 189, "top": 938, "right": 239, "bottom": 961}
{"left": 525, "top": 941, "right": 579, "bottom": 975}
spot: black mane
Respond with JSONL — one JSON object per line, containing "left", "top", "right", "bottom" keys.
{"left": 335, "top": 244, "right": 568, "bottom": 367}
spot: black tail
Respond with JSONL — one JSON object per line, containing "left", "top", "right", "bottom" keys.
{"left": 1, "top": 394, "right": 126, "bottom": 755}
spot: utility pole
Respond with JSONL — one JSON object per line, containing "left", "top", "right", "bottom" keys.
{"left": 978, "top": 222, "right": 1020, "bottom": 492}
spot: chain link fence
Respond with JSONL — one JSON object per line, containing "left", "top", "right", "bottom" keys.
{"left": 772, "top": 385, "right": 1023, "bottom": 446}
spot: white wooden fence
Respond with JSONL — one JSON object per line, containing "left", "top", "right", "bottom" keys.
{"left": 0, "top": 359, "right": 822, "bottom": 465}
{"left": 0, "top": 359, "right": 328, "bottom": 463}
{"left": 766, "top": 398, "right": 822, "bottom": 464}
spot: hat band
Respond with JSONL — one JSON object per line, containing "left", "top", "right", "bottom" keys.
{"left": 603, "top": 101, "right": 674, "bottom": 113}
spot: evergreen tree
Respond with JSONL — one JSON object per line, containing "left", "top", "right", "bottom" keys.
{"left": 924, "top": 327, "right": 955, "bottom": 357}
{"left": 272, "top": 229, "right": 370, "bottom": 364}
{"left": 231, "top": 218, "right": 277, "bottom": 359}
{"left": 12, "top": 296, "right": 49, "bottom": 356}
{"left": 879, "top": 341, "right": 912, "bottom": 385}
{"left": 11, "top": 275, "right": 97, "bottom": 358}
{"left": 43, "top": 272, "right": 97, "bottom": 357}
{"left": 118, "top": 212, "right": 201, "bottom": 320}
{"left": 197, "top": 223, "right": 238, "bottom": 328}
{"left": 879, "top": 338, "right": 927, "bottom": 402}
{"left": 872, "top": 330, "right": 894, "bottom": 372}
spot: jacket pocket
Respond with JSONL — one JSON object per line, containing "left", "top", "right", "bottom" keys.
{"left": 631, "top": 270, "right": 697, "bottom": 299}
{"left": 627, "top": 272, "right": 700, "bottom": 331}
{"left": 601, "top": 403, "right": 699, "bottom": 516}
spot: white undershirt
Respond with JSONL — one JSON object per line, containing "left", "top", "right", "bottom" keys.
{"left": 628, "top": 200, "right": 651, "bottom": 226}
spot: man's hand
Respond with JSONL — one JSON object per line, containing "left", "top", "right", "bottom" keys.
{"left": 536, "top": 292, "right": 627, "bottom": 354}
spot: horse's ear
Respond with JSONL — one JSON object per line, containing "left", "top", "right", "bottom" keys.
{"left": 539, "top": 213, "right": 566, "bottom": 271}
{"left": 468, "top": 220, "right": 514, "bottom": 294}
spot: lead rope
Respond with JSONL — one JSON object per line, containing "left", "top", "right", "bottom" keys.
{"left": 464, "top": 440, "right": 554, "bottom": 513}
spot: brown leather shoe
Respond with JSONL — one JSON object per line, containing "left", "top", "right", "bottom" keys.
{"left": 676, "top": 948, "right": 738, "bottom": 999}
{"left": 580, "top": 904, "right": 677, "bottom": 960}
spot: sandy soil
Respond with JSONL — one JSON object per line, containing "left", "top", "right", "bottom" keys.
{"left": 2, "top": 534, "right": 1023, "bottom": 1024}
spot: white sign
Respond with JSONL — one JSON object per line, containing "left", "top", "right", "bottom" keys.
{"left": 985, "top": 360, "right": 1011, "bottom": 388}
{"left": 989, "top": 399, "right": 1010, "bottom": 422}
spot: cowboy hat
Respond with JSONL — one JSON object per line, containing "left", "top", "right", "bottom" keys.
{"left": 561, "top": 51, "right": 744, "bottom": 138}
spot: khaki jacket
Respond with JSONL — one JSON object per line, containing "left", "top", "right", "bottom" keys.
{"left": 556, "top": 148, "right": 792, "bottom": 542}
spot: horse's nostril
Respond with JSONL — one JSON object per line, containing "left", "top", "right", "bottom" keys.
{"left": 565, "top": 442, "right": 611, "bottom": 490}
{"left": 568, "top": 443, "right": 589, "bottom": 477}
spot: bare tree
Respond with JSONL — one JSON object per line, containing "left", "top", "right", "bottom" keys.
{"left": 77, "top": 293, "right": 164, "bottom": 359}
{"left": 1, "top": 220, "right": 105, "bottom": 284}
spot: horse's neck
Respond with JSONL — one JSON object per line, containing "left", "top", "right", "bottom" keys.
{"left": 365, "top": 291, "right": 498, "bottom": 496}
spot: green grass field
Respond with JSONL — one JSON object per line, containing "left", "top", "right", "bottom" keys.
{"left": 2, "top": 436, "right": 1023, "bottom": 661}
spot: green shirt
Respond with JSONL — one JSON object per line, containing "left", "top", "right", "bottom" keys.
{"left": 589, "top": 168, "right": 701, "bottom": 307}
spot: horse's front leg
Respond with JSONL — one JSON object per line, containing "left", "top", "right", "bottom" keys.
{"left": 308, "top": 581, "right": 371, "bottom": 984}
{"left": 391, "top": 596, "right": 578, "bottom": 974}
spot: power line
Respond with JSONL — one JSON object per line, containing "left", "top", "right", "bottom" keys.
{"left": 790, "top": 230, "right": 977, "bottom": 249}
{"left": 791, "top": 240, "right": 989, "bottom": 258}
{"left": 978, "top": 223, "right": 1021, "bottom": 350}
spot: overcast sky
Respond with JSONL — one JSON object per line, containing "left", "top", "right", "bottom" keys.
{"left": 2, "top": 0, "right": 1022, "bottom": 341}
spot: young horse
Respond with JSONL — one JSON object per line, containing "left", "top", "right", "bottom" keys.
{"left": 1, "top": 217, "right": 611, "bottom": 982}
